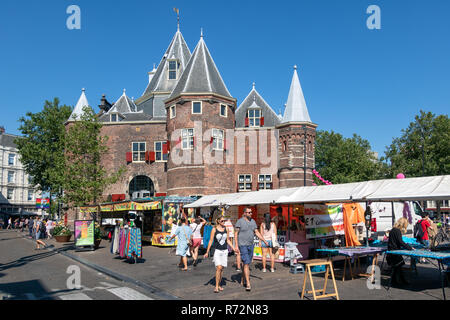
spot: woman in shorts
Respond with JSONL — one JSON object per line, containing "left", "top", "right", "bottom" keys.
{"left": 204, "top": 217, "right": 235, "bottom": 293}
{"left": 190, "top": 216, "right": 206, "bottom": 266}
{"left": 260, "top": 213, "right": 277, "bottom": 273}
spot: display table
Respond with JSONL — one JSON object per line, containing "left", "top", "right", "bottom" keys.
{"left": 386, "top": 249, "right": 450, "bottom": 300}
{"left": 151, "top": 232, "right": 177, "bottom": 247}
{"left": 298, "top": 259, "right": 339, "bottom": 300}
{"left": 317, "top": 247, "right": 387, "bottom": 282}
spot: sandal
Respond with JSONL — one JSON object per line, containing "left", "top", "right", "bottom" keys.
{"left": 246, "top": 286, "right": 252, "bottom": 291}
{"left": 214, "top": 288, "right": 219, "bottom": 293}
{"left": 218, "top": 287, "right": 224, "bottom": 291}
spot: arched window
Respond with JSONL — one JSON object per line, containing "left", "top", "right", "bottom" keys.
{"left": 129, "top": 175, "right": 155, "bottom": 198}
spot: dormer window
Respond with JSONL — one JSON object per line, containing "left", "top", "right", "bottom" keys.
{"left": 247, "top": 109, "right": 261, "bottom": 127}
{"left": 168, "top": 60, "right": 179, "bottom": 80}
{"left": 110, "top": 113, "right": 123, "bottom": 122}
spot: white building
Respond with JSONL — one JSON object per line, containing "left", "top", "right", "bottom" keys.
{"left": 0, "top": 127, "right": 41, "bottom": 217}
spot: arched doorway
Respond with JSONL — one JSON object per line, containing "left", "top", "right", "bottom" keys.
{"left": 129, "top": 175, "right": 155, "bottom": 199}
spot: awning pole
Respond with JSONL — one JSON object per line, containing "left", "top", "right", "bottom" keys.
{"left": 391, "top": 202, "right": 395, "bottom": 227}
{"left": 288, "top": 204, "right": 291, "bottom": 243}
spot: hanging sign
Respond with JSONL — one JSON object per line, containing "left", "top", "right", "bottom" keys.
{"left": 36, "top": 198, "right": 50, "bottom": 209}
{"left": 304, "top": 204, "right": 344, "bottom": 239}
{"left": 74, "top": 220, "right": 95, "bottom": 247}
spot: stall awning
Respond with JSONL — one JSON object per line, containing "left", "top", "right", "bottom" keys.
{"left": 184, "top": 193, "right": 244, "bottom": 208}
{"left": 228, "top": 188, "right": 299, "bottom": 206}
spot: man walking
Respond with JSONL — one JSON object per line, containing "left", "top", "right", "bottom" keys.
{"left": 234, "top": 207, "right": 268, "bottom": 291}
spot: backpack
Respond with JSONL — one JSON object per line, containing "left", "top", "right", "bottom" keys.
{"left": 413, "top": 219, "right": 424, "bottom": 240}
{"left": 39, "top": 221, "right": 46, "bottom": 234}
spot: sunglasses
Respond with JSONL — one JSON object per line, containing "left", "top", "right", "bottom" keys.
{"left": 219, "top": 220, "right": 225, "bottom": 223}
{"left": 245, "top": 211, "right": 252, "bottom": 214}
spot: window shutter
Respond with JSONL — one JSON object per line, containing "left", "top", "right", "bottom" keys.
{"left": 176, "top": 137, "right": 182, "bottom": 148}
{"left": 145, "top": 151, "right": 150, "bottom": 162}
{"left": 210, "top": 137, "right": 214, "bottom": 144}
{"left": 163, "top": 143, "right": 168, "bottom": 155}
{"left": 166, "top": 140, "right": 171, "bottom": 152}
{"left": 260, "top": 117, "right": 265, "bottom": 126}
{"left": 245, "top": 118, "right": 249, "bottom": 127}
{"left": 237, "top": 183, "right": 240, "bottom": 192}
{"left": 126, "top": 152, "right": 132, "bottom": 163}
{"left": 223, "top": 139, "right": 227, "bottom": 151}
{"left": 150, "top": 151, "right": 156, "bottom": 163}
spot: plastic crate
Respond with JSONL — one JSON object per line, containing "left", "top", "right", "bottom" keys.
{"left": 310, "top": 265, "right": 326, "bottom": 273}
{"left": 290, "top": 264, "right": 305, "bottom": 274}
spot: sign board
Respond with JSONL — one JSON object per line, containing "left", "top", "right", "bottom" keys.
{"left": 36, "top": 198, "right": 50, "bottom": 209}
{"left": 253, "top": 235, "right": 287, "bottom": 262}
{"left": 74, "top": 220, "right": 95, "bottom": 247}
{"left": 151, "top": 232, "right": 177, "bottom": 247}
{"left": 304, "top": 204, "right": 345, "bottom": 239}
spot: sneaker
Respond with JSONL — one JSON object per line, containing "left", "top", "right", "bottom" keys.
{"left": 262, "top": 269, "right": 267, "bottom": 273}
{"left": 270, "top": 268, "right": 275, "bottom": 273}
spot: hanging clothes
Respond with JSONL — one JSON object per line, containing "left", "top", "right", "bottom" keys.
{"left": 110, "top": 226, "right": 120, "bottom": 254}
{"left": 202, "top": 224, "right": 213, "bottom": 249}
{"left": 126, "top": 227, "right": 143, "bottom": 259}
{"left": 343, "top": 203, "right": 365, "bottom": 247}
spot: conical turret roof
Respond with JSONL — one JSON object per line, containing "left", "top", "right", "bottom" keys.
{"left": 169, "top": 33, "right": 232, "bottom": 99}
{"left": 282, "top": 66, "right": 312, "bottom": 123}
{"left": 68, "top": 89, "right": 93, "bottom": 121}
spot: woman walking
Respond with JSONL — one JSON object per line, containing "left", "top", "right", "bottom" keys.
{"left": 190, "top": 216, "right": 206, "bottom": 266}
{"left": 260, "top": 213, "right": 277, "bottom": 273}
{"left": 387, "top": 217, "right": 415, "bottom": 286}
{"left": 168, "top": 217, "right": 192, "bottom": 271}
{"left": 204, "top": 217, "right": 235, "bottom": 293}
{"left": 35, "top": 216, "right": 47, "bottom": 250}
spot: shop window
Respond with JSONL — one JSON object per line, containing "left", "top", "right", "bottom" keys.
{"left": 182, "top": 129, "right": 194, "bottom": 150}
{"left": 258, "top": 174, "right": 272, "bottom": 190}
{"left": 238, "top": 174, "right": 252, "bottom": 191}
{"left": 132, "top": 142, "right": 146, "bottom": 162}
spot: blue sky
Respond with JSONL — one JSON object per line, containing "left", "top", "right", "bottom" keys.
{"left": 1, "top": 0, "right": 449, "bottom": 156}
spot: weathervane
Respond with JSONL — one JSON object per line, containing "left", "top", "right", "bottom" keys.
{"left": 173, "top": 7, "right": 180, "bottom": 31}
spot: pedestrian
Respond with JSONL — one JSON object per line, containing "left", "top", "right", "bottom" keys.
{"left": 46, "top": 219, "right": 54, "bottom": 239}
{"left": 272, "top": 206, "right": 287, "bottom": 232}
{"left": 204, "top": 216, "right": 236, "bottom": 293}
{"left": 28, "top": 217, "right": 34, "bottom": 237}
{"left": 19, "top": 219, "right": 24, "bottom": 232}
{"left": 34, "top": 216, "right": 47, "bottom": 250}
{"left": 386, "top": 217, "right": 415, "bottom": 286}
{"left": 418, "top": 212, "right": 432, "bottom": 248}
{"left": 24, "top": 218, "right": 29, "bottom": 232}
{"left": 7, "top": 217, "right": 12, "bottom": 230}
{"left": 234, "top": 207, "right": 268, "bottom": 291}
{"left": 260, "top": 213, "right": 277, "bottom": 273}
{"left": 190, "top": 216, "right": 206, "bottom": 266}
{"left": 168, "top": 217, "right": 192, "bottom": 271}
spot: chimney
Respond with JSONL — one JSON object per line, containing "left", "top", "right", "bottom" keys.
{"left": 0, "top": 126, "right": 5, "bottom": 135}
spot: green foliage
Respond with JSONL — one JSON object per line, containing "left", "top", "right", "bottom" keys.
{"left": 382, "top": 110, "right": 449, "bottom": 177}
{"left": 314, "top": 130, "right": 386, "bottom": 184}
{"left": 15, "top": 98, "right": 73, "bottom": 210}
{"left": 53, "top": 221, "right": 72, "bottom": 236}
{"left": 63, "top": 106, "right": 125, "bottom": 210}
{"left": 94, "top": 222, "right": 102, "bottom": 240}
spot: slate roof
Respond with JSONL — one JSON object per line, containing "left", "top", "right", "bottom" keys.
{"left": 68, "top": 89, "right": 93, "bottom": 121}
{"left": 235, "top": 84, "right": 281, "bottom": 128}
{"left": 282, "top": 66, "right": 312, "bottom": 123}
{"left": 169, "top": 34, "right": 232, "bottom": 100}
{"left": 0, "top": 133, "right": 18, "bottom": 148}
{"left": 142, "top": 30, "right": 191, "bottom": 96}
{"left": 98, "top": 90, "right": 154, "bottom": 122}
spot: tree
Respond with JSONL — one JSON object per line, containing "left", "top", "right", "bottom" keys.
{"left": 382, "top": 110, "right": 449, "bottom": 177}
{"left": 314, "top": 130, "right": 386, "bottom": 184}
{"left": 15, "top": 98, "right": 73, "bottom": 215}
{"left": 63, "top": 106, "right": 125, "bottom": 218}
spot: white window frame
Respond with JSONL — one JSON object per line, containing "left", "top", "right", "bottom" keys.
{"left": 170, "top": 105, "right": 176, "bottom": 119}
{"left": 154, "top": 141, "right": 168, "bottom": 162}
{"left": 220, "top": 104, "right": 227, "bottom": 117}
{"left": 8, "top": 154, "right": 15, "bottom": 166}
{"left": 192, "top": 101, "right": 202, "bottom": 115}
{"left": 212, "top": 129, "right": 224, "bottom": 151}
{"left": 238, "top": 174, "right": 252, "bottom": 191}
{"left": 182, "top": 129, "right": 194, "bottom": 150}
{"left": 132, "top": 142, "right": 146, "bottom": 162}
{"left": 258, "top": 174, "right": 272, "bottom": 190}
{"left": 7, "top": 189, "right": 13, "bottom": 200}
{"left": 247, "top": 109, "right": 261, "bottom": 127}
{"left": 110, "top": 113, "right": 123, "bottom": 122}
{"left": 28, "top": 190, "right": 34, "bottom": 201}
{"left": 168, "top": 59, "right": 179, "bottom": 80}
{"left": 7, "top": 171, "right": 15, "bottom": 184}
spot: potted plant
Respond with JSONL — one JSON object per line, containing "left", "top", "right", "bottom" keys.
{"left": 53, "top": 221, "right": 72, "bottom": 242}
{"left": 94, "top": 222, "right": 102, "bottom": 249}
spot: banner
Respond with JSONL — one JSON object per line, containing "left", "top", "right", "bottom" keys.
{"left": 74, "top": 220, "right": 95, "bottom": 247}
{"left": 79, "top": 206, "right": 98, "bottom": 214}
{"left": 151, "top": 232, "right": 177, "bottom": 247}
{"left": 253, "top": 234, "right": 287, "bottom": 262}
{"left": 304, "top": 204, "right": 344, "bottom": 239}
{"left": 36, "top": 198, "right": 50, "bottom": 209}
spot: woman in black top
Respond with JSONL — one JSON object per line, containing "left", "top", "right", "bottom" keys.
{"left": 204, "top": 217, "right": 235, "bottom": 293}
{"left": 387, "top": 217, "right": 415, "bottom": 286}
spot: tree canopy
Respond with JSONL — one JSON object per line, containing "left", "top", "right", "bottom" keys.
{"left": 382, "top": 110, "right": 449, "bottom": 177}
{"left": 314, "top": 130, "right": 385, "bottom": 184}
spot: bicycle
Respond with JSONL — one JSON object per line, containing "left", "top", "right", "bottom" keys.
{"left": 431, "top": 224, "right": 450, "bottom": 250}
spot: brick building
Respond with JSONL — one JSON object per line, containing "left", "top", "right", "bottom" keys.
{"left": 66, "top": 27, "right": 318, "bottom": 202}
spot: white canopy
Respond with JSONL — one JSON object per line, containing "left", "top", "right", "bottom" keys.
{"left": 228, "top": 187, "right": 299, "bottom": 206}
{"left": 184, "top": 192, "right": 244, "bottom": 208}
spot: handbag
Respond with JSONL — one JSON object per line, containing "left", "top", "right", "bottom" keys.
{"left": 182, "top": 226, "right": 193, "bottom": 247}
{"left": 271, "top": 225, "right": 280, "bottom": 249}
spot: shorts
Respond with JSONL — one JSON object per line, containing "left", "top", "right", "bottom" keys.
{"left": 213, "top": 249, "right": 228, "bottom": 267}
{"left": 239, "top": 245, "right": 254, "bottom": 265}
{"left": 261, "top": 240, "right": 273, "bottom": 248}
{"left": 192, "top": 238, "right": 202, "bottom": 248}
{"left": 176, "top": 243, "right": 189, "bottom": 257}
{"left": 35, "top": 231, "right": 41, "bottom": 241}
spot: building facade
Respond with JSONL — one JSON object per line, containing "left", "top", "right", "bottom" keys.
{"left": 67, "top": 27, "right": 318, "bottom": 202}
{"left": 0, "top": 127, "right": 41, "bottom": 217}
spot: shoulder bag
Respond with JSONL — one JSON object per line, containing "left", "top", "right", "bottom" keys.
{"left": 271, "top": 223, "right": 280, "bottom": 249}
